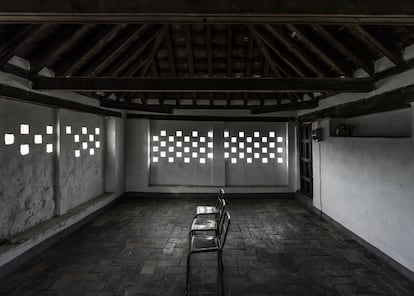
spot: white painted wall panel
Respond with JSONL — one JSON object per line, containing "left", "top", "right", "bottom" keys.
{"left": 0, "top": 99, "right": 55, "bottom": 239}
{"left": 313, "top": 107, "right": 414, "bottom": 272}
{"left": 58, "top": 110, "right": 105, "bottom": 214}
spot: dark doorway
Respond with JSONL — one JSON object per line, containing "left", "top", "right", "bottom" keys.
{"left": 299, "top": 124, "right": 313, "bottom": 198}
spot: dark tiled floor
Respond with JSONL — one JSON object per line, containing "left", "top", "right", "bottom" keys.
{"left": 1, "top": 198, "right": 413, "bottom": 296}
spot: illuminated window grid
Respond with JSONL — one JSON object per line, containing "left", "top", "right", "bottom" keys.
{"left": 152, "top": 129, "right": 213, "bottom": 164}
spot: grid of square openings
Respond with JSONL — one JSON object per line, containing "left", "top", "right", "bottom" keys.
{"left": 152, "top": 130, "right": 213, "bottom": 164}
{"left": 65, "top": 125, "right": 101, "bottom": 158}
{"left": 224, "top": 131, "right": 284, "bottom": 164}
{"left": 3, "top": 123, "right": 54, "bottom": 156}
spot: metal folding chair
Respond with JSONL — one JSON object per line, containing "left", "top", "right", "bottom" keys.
{"left": 186, "top": 212, "right": 231, "bottom": 296}
{"left": 188, "top": 199, "right": 226, "bottom": 250}
{"left": 195, "top": 188, "right": 225, "bottom": 217}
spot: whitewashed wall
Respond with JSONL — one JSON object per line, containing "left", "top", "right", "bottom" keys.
{"left": 125, "top": 118, "right": 298, "bottom": 193}
{"left": 312, "top": 107, "right": 414, "bottom": 272}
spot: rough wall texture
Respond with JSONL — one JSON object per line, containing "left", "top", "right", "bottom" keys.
{"left": 312, "top": 109, "right": 414, "bottom": 272}
{"left": 58, "top": 110, "right": 105, "bottom": 214}
{"left": 0, "top": 99, "right": 55, "bottom": 239}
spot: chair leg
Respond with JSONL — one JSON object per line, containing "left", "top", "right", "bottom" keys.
{"left": 219, "top": 251, "right": 224, "bottom": 296}
{"left": 186, "top": 254, "right": 191, "bottom": 296}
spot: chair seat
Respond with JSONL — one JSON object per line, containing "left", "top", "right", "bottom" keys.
{"left": 196, "top": 205, "right": 218, "bottom": 215}
{"left": 191, "top": 235, "right": 219, "bottom": 251}
{"left": 191, "top": 217, "right": 217, "bottom": 231}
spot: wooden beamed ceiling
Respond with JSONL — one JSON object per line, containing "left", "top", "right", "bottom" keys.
{"left": 0, "top": 22, "right": 414, "bottom": 113}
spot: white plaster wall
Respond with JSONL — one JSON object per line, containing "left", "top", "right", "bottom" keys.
{"left": 0, "top": 99, "right": 55, "bottom": 239}
{"left": 312, "top": 107, "right": 414, "bottom": 272}
{"left": 58, "top": 110, "right": 105, "bottom": 214}
{"left": 125, "top": 119, "right": 298, "bottom": 193}
{"left": 105, "top": 116, "right": 126, "bottom": 196}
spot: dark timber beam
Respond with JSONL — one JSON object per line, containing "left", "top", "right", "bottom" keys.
{"left": 0, "top": 24, "right": 43, "bottom": 68}
{"left": 100, "top": 99, "right": 173, "bottom": 114}
{"left": 206, "top": 26, "right": 213, "bottom": 77}
{"left": 286, "top": 24, "right": 353, "bottom": 77}
{"left": 1, "top": 0, "right": 414, "bottom": 24}
{"left": 81, "top": 24, "right": 151, "bottom": 76}
{"left": 55, "top": 24, "right": 125, "bottom": 76}
{"left": 251, "top": 99, "right": 318, "bottom": 114}
{"left": 138, "top": 25, "right": 167, "bottom": 77}
{"left": 351, "top": 25, "right": 405, "bottom": 66}
{"left": 127, "top": 113, "right": 294, "bottom": 122}
{"left": 165, "top": 25, "right": 176, "bottom": 76}
{"left": 311, "top": 25, "right": 375, "bottom": 76}
{"left": 263, "top": 25, "right": 327, "bottom": 77}
{"left": 248, "top": 26, "right": 282, "bottom": 77}
{"left": 0, "top": 83, "right": 121, "bottom": 117}
{"left": 300, "top": 84, "right": 414, "bottom": 120}
{"left": 32, "top": 77, "right": 375, "bottom": 93}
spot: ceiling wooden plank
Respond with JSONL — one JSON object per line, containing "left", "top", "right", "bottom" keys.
{"left": 33, "top": 77, "right": 376, "bottom": 93}
{"left": 55, "top": 24, "right": 125, "bottom": 76}
{"left": 311, "top": 24, "right": 374, "bottom": 76}
{"left": 1, "top": 0, "right": 414, "bottom": 24}
{"left": 263, "top": 24, "right": 328, "bottom": 77}
{"left": 286, "top": 24, "right": 353, "bottom": 77}
{"left": 351, "top": 25, "right": 405, "bottom": 66}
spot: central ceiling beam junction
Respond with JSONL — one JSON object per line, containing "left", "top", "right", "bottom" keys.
{"left": 32, "top": 77, "right": 376, "bottom": 93}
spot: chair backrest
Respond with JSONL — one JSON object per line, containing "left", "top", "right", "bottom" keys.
{"left": 215, "top": 188, "right": 225, "bottom": 208}
{"left": 218, "top": 212, "right": 231, "bottom": 249}
{"left": 216, "top": 198, "right": 226, "bottom": 223}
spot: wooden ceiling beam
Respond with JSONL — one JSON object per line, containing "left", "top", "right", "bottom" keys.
{"left": 138, "top": 25, "right": 167, "bottom": 77}
{"left": 81, "top": 24, "right": 151, "bottom": 76}
{"left": 227, "top": 25, "right": 233, "bottom": 77}
{"left": 263, "top": 25, "right": 327, "bottom": 77}
{"left": 351, "top": 25, "right": 405, "bottom": 66}
{"left": 1, "top": 0, "right": 414, "bottom": 24}
{"left": 247, "top": 25, "right": 283, "bottom": 77}
{"left": 184, "top": 25, "right": 194, "bottom": 76}
{"left": 0, "top": 24, "right": 43, "bottom": 68}
{"left": 251, "top": 99, "right": 318, "bottom": 114}
{"left": 300, "top": 84, "right": 414, "bottom": 120}
{"left": 254, "top": 26, "right": 307, "bottom": 77}
{"left": 206, "top": 25, "right": 213, "bottom": 77}
{"left": 100, "top": 98, "right": 173, "bottom": 114}
{"left": 165, "top": 25, "right": 176, "bottom": 76}
{"left": 103, "top": 25, "right": 161, "bottom": 76}
{"left": 55, "top": 24, "right": 125, "bottom": 76}
{"left": 31, "top": 25, "right": 96, "bottom": 75}
{"left": 245, "top": 29, "right": 254, "bottom": 77}
{"left": 311, "top": 24, "right": 375, "bottom": 76}
{"left": 33, "top": 77, "right": 376, "bottom": 93}
{"left": 286, "top": 24, "right": 353, "bottom": 77}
